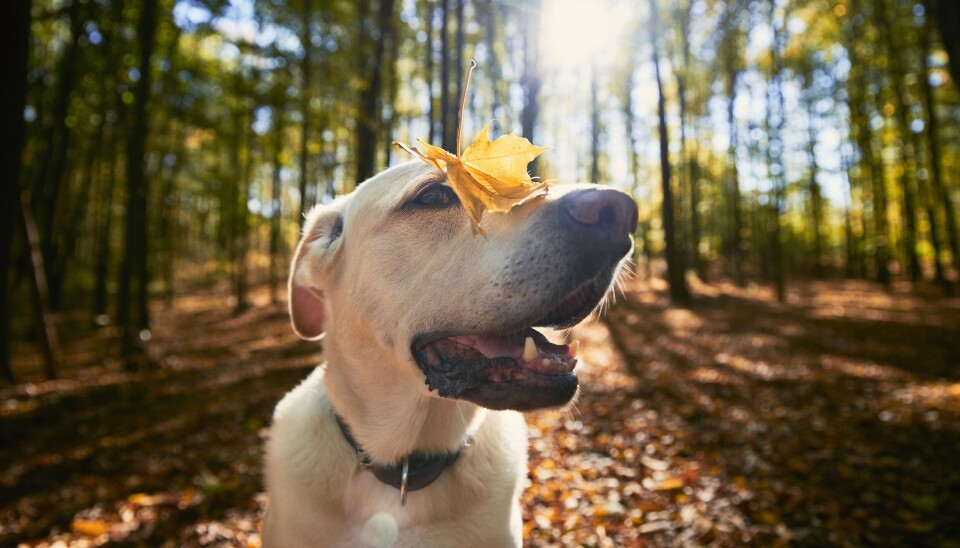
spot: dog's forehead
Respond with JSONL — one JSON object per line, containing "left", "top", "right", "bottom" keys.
{"left": 345, "top": 161, "right": 442, "bottom": 215}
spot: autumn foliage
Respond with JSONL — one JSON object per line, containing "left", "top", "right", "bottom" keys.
{"left": 3, "top": 278, "right": 959, "bottom": 546}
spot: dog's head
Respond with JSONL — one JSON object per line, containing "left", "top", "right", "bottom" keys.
{"left": 289, "top": 161, "right": 637, "bottom": 412}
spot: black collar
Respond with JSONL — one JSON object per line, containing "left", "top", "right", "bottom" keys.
{"left": 334, "top": 413, "right": 469, "bottom": 505}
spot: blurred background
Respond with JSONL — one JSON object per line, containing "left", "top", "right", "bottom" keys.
{"left": 2, "top": 0, "right": 959, "bottom": 545}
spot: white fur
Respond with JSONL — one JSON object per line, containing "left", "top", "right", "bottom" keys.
{"left": 264, "top": 161, "right": 625, "bottom": 546}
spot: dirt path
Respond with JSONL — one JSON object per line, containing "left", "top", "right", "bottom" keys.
{"left": 3, "top": 280, "right": 959, "bottom": 546}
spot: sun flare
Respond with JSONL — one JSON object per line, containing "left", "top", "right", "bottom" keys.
{"left": 540, "top": 0, "right": 634, "bottom": 69}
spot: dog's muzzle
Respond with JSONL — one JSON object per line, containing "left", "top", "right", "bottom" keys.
{"left": 413, "top": 188, "right": 638, "bottom": 412}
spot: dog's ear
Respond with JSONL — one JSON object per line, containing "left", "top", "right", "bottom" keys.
{"left": 288, "top": 204, "right": 344, "bottom": 340}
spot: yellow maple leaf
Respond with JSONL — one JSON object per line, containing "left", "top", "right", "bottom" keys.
{"left": 396, "top": 61, "right": 549, "bottom": 233}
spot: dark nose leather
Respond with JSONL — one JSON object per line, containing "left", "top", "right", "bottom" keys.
{"left": 561, "top": 188, "right": 639, "bottom": 236}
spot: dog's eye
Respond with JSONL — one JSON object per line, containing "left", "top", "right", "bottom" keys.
{"left": 412, "top": 184, "right": 458, "bottom": 208}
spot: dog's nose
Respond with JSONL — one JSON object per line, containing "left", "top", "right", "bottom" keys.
{"left": 561, "top": 188, "right": 639, "bottom": 235}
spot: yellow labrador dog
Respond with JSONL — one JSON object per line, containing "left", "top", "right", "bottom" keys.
{"left": 263, "top": 160, "right": 637, "bottom": 546}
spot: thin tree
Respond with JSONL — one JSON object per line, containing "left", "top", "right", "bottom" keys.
{"left": 589, "top": 64, "right": 601, "bottom": 184}
{"left": 878, "top": 0, "right": 921, "bottom": 283}
{"left": 649, "top": 0, "right": 690, "bottom": 303}
{"left": 0, "top": 0, "right": 33, "bottom": 382}
{"left": 424, "top": 0, "right": 437, "bottom": 144}
{"left": 439, "top": 0, "right": 451, "bottom": 150}
{"left": 269, "top": 87, "right": 287, "bottom": 304}
{"left": 521, "top": 0, "right": 542, "bottom": 176}
{"left": 117, "top": 0, "right": 159, "bottom": 365}
{"left": 621, "top": 56, "right": 652, "bottom": 277}
{"left": 919, "top": 9, "right": 960, "bottom": 283}
{"left": 298, "top": 0, "right": 313, "bottom": 225}
{"left": 356, "top": 0, "right": 397, "bottom": 183}
{"left": 721, "top": 0, "right": 745, "bottom": 286}
{"left": 768, "top": 0, "right": 788, "bottom": 303}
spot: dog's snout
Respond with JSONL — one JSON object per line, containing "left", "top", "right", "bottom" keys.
{"left": 561, "top": 188, "right": 639, "bottom": 235}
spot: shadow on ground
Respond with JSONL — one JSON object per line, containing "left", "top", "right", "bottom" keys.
{"left": 604, "top": 279, "right": 960, "bottom": 546}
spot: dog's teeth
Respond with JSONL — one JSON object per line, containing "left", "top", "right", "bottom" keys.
{"left": 522, "top": 337, "right": 537, "bottom": 361}
{"left": 569, "top": 340, "right": 580, "bottom": 358}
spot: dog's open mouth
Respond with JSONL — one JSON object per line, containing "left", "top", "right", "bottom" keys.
{"left": 413, "top": 273, "right": 611, "bottom": 411}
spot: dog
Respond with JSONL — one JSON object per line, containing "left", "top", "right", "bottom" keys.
{"left": 263, "top": 160, "right": 637, "bottom": 546}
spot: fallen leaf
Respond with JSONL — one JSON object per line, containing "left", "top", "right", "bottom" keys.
{"left": 396, "top": 61, "right": 549, "bottom": 233}
{"left": 72, "top": 518, "right": 110, "bottom": 536}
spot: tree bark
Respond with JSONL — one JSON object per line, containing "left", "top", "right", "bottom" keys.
{"left": 649, "top": 0, "right": 690, "bottom": 303}
{"left": 923, "top": 0, "right": 960, "bottom": 89}
{"left": 878, "top": 0, "right": 921, "bottom": 284}
{"left": 439, "top": 0, "right": 451, "bottom": 150}
{"left": 0, "top": 0, "right": 33, "bottom": 382}
{"left": 848, "top": 0, "right": 890, "bottom": 288}
{"left": 36, "top": 0, "right": 83, "bottom": 296}
{"left": 622, "top": 62, "right": 651, "bottom": 277}
{"left": 802, "top": 77, "right": 824, "bottom": 277}
{"left": 20, "top": 196, "right": 60, "bottom": 379}
{"left": 919, "top": 10, "right": 960, "bottom": 283}
{"left": 521, "top": 0, "right": 542, "bottom": 177}
{"left": 589, "top": 64, "right": 601, "bottom": 184}
{"left": 424, "top": 0, "right": 436, "bottom": 144}
{"left": 269, "top": 97, "right": 286, "bottom": 304}
{"left": 769, "top": 0, "right": 788, "bottom": 303}
{"left": 118, "top": 0, "right": 159, "bottom": 365}
{"left": 722, "top": 0, "right": 744, "bottom": 286}
{"left": 356, "top": 0, "right": 396, "bottom": 184}
{"left": 298, "top": 0, "right": 313, "bottom": 225}
{"left": 450, "top": 0, "right": 465, "bottom": 150}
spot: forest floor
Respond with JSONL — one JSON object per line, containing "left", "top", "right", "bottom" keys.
{"left": 2, "top": 277, "right": 960, "bottom": 547}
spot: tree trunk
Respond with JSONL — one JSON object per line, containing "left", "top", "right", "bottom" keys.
{"left": 20, "top": 195, "right": 60, "bottom": 380}
{"left": 424, "top": 0, "right": 436, "bottom": 144}
{"left": 356, "top": 0, "right": 396, "bottom": 183}
{"left": 878, "top": 0, "right": 921, "bottom": 284}
{"left": 439, "top": 0, "right": 451, "bottom": 150}
{"left": 589, "top": 64, "right": 601, "bottom": 184}
{"left": 92, "top": 0, "right": 125, "bottom": 321}
{"left": 382, "top": 17, "right": 400, "bottom": 167}
{"left": 36, "top": 0, "right": 84, "bottom": 297}
{"left": 298, "top": 0, "right": 313, "bottom": 225}
{"left": 848, "top": 0, "right": 890, "bottom": 287}
{"left": 923, "top": 0, "right": 960, "bottom": 89}
{"left": 649, "top": 0, "right": 690, "bottom": 303}
{"left": 269, "top": 99, "right": 286, "bottom": 304}
{"left": 480, "top": 0, "right": 504, "bottom": 124}
{"left": 0, "top": 0, "right": 32, "bottom": 382}
{"left": 118, "top": 0, "right": 159, "bottom": 365}
{"left": 722, "top": 0, "right": 744, "bottom": 286}
{"left": 235, "top": 106, "right": 252, "bottom": 315}
{"left": 769, "top": 0, "right": 788, "bottom": 303}
{"left": 919, "top": 11, "right": 960, "bottom": 281}
{"left": 451, "top": 0, "right": 465, "bottom": 150}
{"left": 521, "top": 0, "right": 542, "bottom": 177}
{"left": 622, "top": 62, "right": 651, "bottom": 277}
{"left": 802, "top": 79, "right": 824, "bottom": 277}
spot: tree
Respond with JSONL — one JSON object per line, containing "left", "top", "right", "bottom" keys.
{"left": 298, "top": 0, "right": 314, "bottom": 225}
{"left": 355, "top": 0, "right": 397, "bottom": 183}
{"left": 768, "top": 0, "right": 788, "bottom": 303}
{"left": 521, "top": 0, "right": 542, "bottom": 176}
{"left": 117, "top": 0, "right": 159, "bottom": 365}
{"left": 0, "top": 0, "right": 33, "bottom": 382}
{"left": 720, "top": 0, "right": 745, "bottom": 286}
{"left": 649, "top": 0, "right": 690, "bottom": 303}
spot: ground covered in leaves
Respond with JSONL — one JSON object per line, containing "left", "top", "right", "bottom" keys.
{"left": 3, "top": 279, "right": 959, "bottom": 546}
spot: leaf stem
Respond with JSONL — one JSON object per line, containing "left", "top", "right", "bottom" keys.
{"left": 456, "top": 59, "right": 477, "bottom": 159}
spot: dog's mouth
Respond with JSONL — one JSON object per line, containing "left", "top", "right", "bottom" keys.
{"left": 413, "top": 273, "right": 611, "bottom": 411}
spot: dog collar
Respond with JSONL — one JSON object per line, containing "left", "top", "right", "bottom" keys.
{"left": 334, "top": 414, "right": 469, "bottom": 506}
